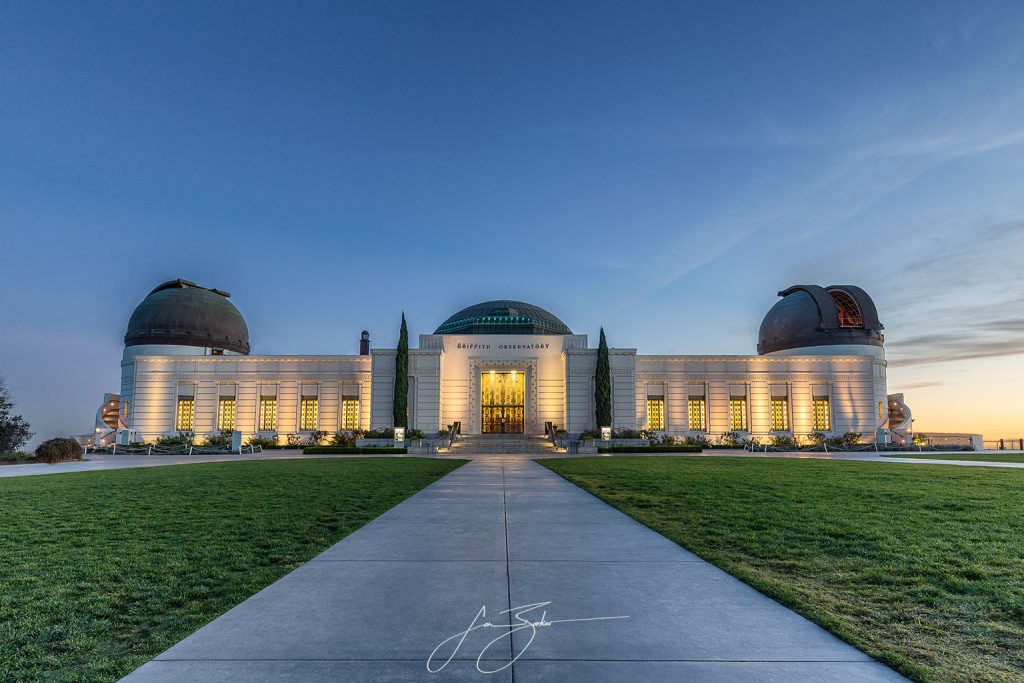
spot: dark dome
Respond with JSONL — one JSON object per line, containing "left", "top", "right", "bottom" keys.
{"left": 436, "top": 300, "right": 572, "bottom": 335}
{"left": 757, "top": 285, "right": 883, "bottom": 355}
{"left": 124, "top": 279, "right": 250, "bottom": 354}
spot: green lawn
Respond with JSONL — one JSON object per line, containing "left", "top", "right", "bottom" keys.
{"left": 0, "top": 457, "right": 464, "bottom": 682}
{"left": 883, "top": 452, "right": 1024, "bottom": 463}
{"left": 539, "top": 456, "right": 1024, "bottom": 683}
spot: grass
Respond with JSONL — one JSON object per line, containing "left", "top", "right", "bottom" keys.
{"left": 597, "top": 445, "right": 701, "bottom": 453}
{"left": 0, "top": 457, "right": 464, "bottom": 682}
{"left": 883, "top": 452, "right": 1024, "bottom": 463}
{"left": 538, "top": 456, "right": 1024, "bottom": 683}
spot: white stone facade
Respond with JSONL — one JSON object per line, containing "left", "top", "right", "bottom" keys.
{"left": 110, "top": 287, "right": 892, "bottom": 445}
{"left": 118, "top": 334, "right": 887, "bottom": 443}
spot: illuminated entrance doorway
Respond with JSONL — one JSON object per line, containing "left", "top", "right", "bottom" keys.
{"left": 481, "top": 370, "right": 525, "bottom": 434}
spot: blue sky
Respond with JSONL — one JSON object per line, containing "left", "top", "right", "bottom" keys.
{"left": 2, "top": 1, "right": 1023, "bottom": 443}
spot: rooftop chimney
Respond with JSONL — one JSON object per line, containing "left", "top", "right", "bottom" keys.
{"left": 359, "top": 330, "right": 370, "bottom": 355}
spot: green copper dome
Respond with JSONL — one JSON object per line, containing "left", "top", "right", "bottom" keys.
{"left": 435, "top": 300, "right": 572, "bottom": 335}
{"left": 125, "top": 279, "right": 250, "bottom": 354}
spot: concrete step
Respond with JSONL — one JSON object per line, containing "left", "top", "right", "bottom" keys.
{"left": 445, "top": 435, "right": 562, "bottom": 454}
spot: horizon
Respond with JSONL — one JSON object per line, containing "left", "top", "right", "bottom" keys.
{"left": 2, "top": 1, "right": 1023, "bottom": 445}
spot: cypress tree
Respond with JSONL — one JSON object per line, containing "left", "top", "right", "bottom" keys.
{"left": 595, "top": 327, "right": 612, "bottom": 428}
{"left": 393, "top": 312, "right": 409, "bottom": 428}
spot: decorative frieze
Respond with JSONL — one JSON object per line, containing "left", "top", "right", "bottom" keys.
{"left": 635, "top": 373, "right": 867, "bottom": 382}
{"left": 140, "top": 373, "right": 369, "bottom": 382}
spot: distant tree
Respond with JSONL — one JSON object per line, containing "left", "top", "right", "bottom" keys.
{"left": 393, "top": 313, "right": 409, "bottom": 429}
{"left": 0, "top": 378, "right": 33, "bottom": 452}
{"left": 595, "top": 327, "right": 612, "bottom": 428}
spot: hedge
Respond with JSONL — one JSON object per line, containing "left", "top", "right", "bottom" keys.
{"left": 597, "top": 445, "right": 702, "bottom": 454}
{"left": 302, "top": 446, "right": 408, "bottom": 455}
{"left": 35, "top": 438, "right": 85, "bottom": 463}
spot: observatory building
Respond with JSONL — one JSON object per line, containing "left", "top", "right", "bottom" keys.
{"left": 92, "top": 279, "right": 901, "bottom": 445}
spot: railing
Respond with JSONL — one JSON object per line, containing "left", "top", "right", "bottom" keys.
{"left": 750, "top": 441, "right": 976, "bottom": 453}
{"left": 86, "top": 444, "right": 264, "bottom": 456}
{"left": 983, "top": 438, "right": 1024, "bottom": 450}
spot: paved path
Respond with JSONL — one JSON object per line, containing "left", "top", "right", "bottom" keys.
{"left": 4, "top": 448, "right": 1024, "bottom": 479}
{"left": 124, "top": 458, "right": 905, "bottom": 682}
{"left": 0, "top": 450, "right": 367, "bottom": 478}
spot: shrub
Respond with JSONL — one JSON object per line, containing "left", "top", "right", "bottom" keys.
{"left": 156, "top": 431, "right": 194, "bottom": 446}
{"left": 579, "top": 429, "right": 601, "bottom": 440}
{"left": 0, "top": 451, "right": 36, "bottom": 463}
{"left": 363, "top": 428, "right": 395, "bottom": 439}
{"left": 35, "top": 438, "right": 84, "bottom": 463}
{"left": 912, "top": 432, "right": 928, "bottom": 446}
{"left": 841, "top": 432, "right": 863, "bottom": 447}
{"left": 657, "top": 434, "right": 677, "bottom": 445}
{"left": 308, "top": 430, "right": 328, "bottom": 446}
{"left": 719, "top": 431, "right": 744, "bottom": 447}
{"left": 330, "top": 431, "right": 357, "bottom": 447}
{"left": 247, "top": 436, "right": 278, "bottom": 448}
{"left": 201, "top": 431, "right": 234, "bottom": 448}
{"left": 684, "top": 434, "right": 711, "bottom": 447}
{"left": 806, "top": 431, "right": 826, "bottom": 446}
{"left": 407, "top": 429, "right": 425, "bottom": 440}
{"left": 437, "top": 428, "right": 450, "bottom": 439}
{"left": 612, "top": 428, "right": 643, "bottom": 439}
{"left": 770, "top": 434, "right": 797, "bottom": 449}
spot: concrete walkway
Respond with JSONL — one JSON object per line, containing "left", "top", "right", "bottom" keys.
{"left": 124, "top": 458, "right": 905, "bottom": 682}
{"left": 4, "top": 448, "right": 1024, "bottom": 479}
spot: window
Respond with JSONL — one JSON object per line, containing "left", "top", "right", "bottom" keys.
{"left": 771, "top": 397, "right": 789, "bottom": 431}
{"left": 341, "top": 397, "right": 359, "bottom": 430}
{"left": 300, "top": 397, "right": 318, "bottom": 431}
{"left": 729, "top": 398, "right": 748, "bottom": 431}
{"left": 647, "top": 398, "right": 665, "bottom": 431}
{"left": 217, "top": 398, "right": 236, "bottom": 431}
{"left": 813, "top": 399, "right": 831, "bottom": 431}
{"left": 259, "top": 397, "right": 277, "bottom": 431}
{"left": 687, "top": 397, "right": 706, "bottom": 431}
{"left": 121, "top": 400, "right": 130, "bottom": 420}
{"left": 175, "top": 397, "right": 195, "bottom": 431}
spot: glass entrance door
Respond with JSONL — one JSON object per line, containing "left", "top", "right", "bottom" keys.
{"left": 481, "top": 371, "right": 525, "bottom": 434}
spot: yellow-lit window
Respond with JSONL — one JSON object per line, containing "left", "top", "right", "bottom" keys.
{"left": 121, "top": 400, "right": 130, "bottom": 420}
{"left": 217, "top": 398, "right": 236, "bottom": 431}
{"left": 813, "top": 399, "right": 831, "bottom": 431}
{"left": 647, "top": 398, "right": 665, "bottom": 431}
{"left": 687, "top": 398, "right": 706, "bottom": 431}
{"left": 771, "top": 398, "right": 789, "bottom": 431}
{"left": 729, "top": 398, "right": 748, "bottom": 431}
{"left": 259, "top": 397, "right": 277, "bottom": 431}
{"left": 300, "top": 398, "right": 318, "bottom": 431}
{"left": 341, "top": 397, "right": 359, "bottom": 430}
{"left": 175, "top": 398, "right": 194, "bottom": 431}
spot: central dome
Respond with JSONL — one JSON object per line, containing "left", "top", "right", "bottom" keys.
{"left": 436, "top": 300, "right": 572, "bottom": 335}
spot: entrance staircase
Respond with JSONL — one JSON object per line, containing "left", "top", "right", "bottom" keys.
{"left": 445, "top": 434, "right": 563, "bottom": 455}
